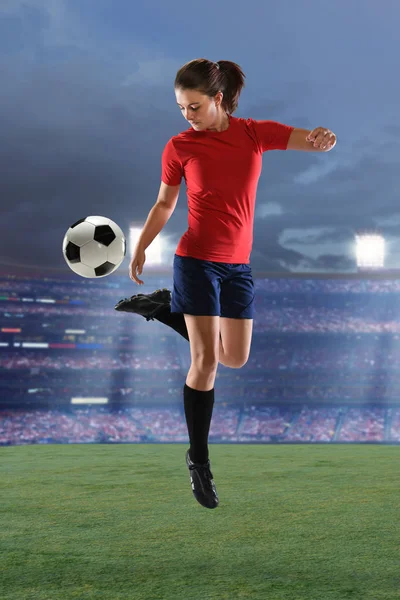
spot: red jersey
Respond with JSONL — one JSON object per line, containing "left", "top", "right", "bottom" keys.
{"left": 161, "top": 116, "right": 294, "bottom": 263}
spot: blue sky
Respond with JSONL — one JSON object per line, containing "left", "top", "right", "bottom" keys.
{"left": 0, "top": 0, "right": 399, "bottom": 274}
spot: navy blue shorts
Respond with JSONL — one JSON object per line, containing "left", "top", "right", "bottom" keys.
{"left": 171, "top": 254, "right": 254, "bottom": 319}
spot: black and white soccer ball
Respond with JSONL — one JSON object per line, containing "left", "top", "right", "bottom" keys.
{"left": 62, "top": 216, "right": 126, "bottom": 278}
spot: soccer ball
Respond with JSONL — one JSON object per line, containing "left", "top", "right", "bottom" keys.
{"left": 62, "top": 216, "right": 126, "bottom": 278}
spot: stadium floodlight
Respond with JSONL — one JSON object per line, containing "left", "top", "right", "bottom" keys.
{"left": 355, "top": 232, "right": 385, "bottom": 269}
{"left": 65, "top": 329, "right": 86, "bottom": 334}
{"left": 71, "top": 397, "right": 109, "bottom": 405}
{"left": 129, "top": 225, "right": 162, "bottom": 266}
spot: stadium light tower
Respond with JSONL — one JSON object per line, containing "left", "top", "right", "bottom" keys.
{"left": 355, "top": 231, "right": 385, "bottom": 271}
{"left": 129, "top": 224, "right": 163, "bottom": 266}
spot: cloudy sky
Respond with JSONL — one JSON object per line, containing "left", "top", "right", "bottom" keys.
{"left": 0, "top": 0, "right": 399, "bottom": 275}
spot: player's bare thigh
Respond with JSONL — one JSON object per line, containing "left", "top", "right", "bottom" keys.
{"left": 184, "top": 315, "right": 220, "bottom": 364}
{"left": 184, "top": 314, "right": 253, "bottom": 371}
{"left": 219, "top": 317, "right": 253, "bottom": 369}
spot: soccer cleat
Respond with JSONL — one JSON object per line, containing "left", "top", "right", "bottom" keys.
{"left": 136, "top": 288, "right": 171, "bottom": 304}
{"left": 114, "top": 288, "right": 171, "bottom": 321}
{"left": 186, "top": 449, "right": 219, "bottom": 509}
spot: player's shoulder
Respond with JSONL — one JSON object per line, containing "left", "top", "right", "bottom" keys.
{"left": 170, "top": 127, "right": 196, "bottom": 142}
{"left": 162, "top": 129, "right": 194, "bottom": 153}
{"left": 231, "top": 116, "right": 262, "bottom": 134}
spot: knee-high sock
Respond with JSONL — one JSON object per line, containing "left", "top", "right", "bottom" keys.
{"left": 154, "top": 305, "right": 189, "bottom": 341}
{"left": 183, "top": 383, "right": 215, "bottom": 464}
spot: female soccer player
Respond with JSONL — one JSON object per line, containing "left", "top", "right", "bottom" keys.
{"left": 115, "top": 58, "right": 337, "bottom": 509}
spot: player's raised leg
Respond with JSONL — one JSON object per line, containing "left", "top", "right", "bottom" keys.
{"left": 114, "top": 289, "right": 190, "bottom": 340}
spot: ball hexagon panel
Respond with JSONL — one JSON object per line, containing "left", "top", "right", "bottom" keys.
{"left": 66, "top": 221, "right": 96, "bottom": 247}
{"left": 80, "top": 240, "right": 108, "bottom": 267}
{"left": 107, "top": 236, "right": 126, "bottom": 264}
{"left": 85, "top": 216, "right": 111, "bottom": 227}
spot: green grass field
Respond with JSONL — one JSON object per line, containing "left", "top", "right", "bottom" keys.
{"left": 1, "top": 443, "right": 399, "bottom": 600}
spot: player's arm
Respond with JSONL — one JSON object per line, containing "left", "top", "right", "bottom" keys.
{"left": 287, "top": 127, "right": 337, "bottom": 152}
{"left": 136, "top": 182, "right": 180, "bottom": 251}
{"left": 156, "top": 181, "right": 181, "bottom": 210}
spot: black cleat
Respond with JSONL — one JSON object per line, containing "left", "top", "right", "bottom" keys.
{"left": 186, "top": 449, "right": 219, "bottom": 509}
{"left": 114, "top": 288, "right": 171, "bottom": 320}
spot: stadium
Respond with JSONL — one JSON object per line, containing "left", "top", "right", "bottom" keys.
{"left": 2, "top": 232, "right": 400, "bottom": 447}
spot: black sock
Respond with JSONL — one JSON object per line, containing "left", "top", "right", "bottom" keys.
{"left": 154, "top": 305, "right": 189, "bottom": 341}
{"left": 183, "top": 383, "right": 215, "bottom": 464}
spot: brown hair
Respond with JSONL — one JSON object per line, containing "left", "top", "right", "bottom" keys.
{"left": 174, "top": 58, "right": 245, "bottom": 115}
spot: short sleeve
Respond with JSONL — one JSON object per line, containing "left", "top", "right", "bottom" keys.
{"left": 248, "top": 119, "right": 294, "bottom": 153}
{"left": 161, "top": 139, "right": 183, "bottom": 186}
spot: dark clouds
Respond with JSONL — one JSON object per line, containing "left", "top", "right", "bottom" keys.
{"left": 252, "top": 142, "right": 400, "bottom": 272}
{"left": 0, "top": 58, "right": 181, "bottom": 271}
{"left": 0, "top": 57, "right": 319, "bottom": 274}
{"left": 1, "top": 1, "right": 400, "bottom": 274}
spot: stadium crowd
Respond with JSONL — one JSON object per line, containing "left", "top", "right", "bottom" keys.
{"left": 3, "top": 273, "right": 400, "bottom": 446}
{"left": 0, "top": 404, "right": 398, "bottom": 446}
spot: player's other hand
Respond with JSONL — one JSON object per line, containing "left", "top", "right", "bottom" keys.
{"left": 129, "top": 246, "right": 146, "bottom": 285}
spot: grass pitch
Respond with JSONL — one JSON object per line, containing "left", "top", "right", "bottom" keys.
{"left": 1, "top": 443, "right": 399, "bottom": 600}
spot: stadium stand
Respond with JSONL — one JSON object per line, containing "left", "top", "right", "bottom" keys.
{"left": 1, "top": 270, "right": 400, "bottom": 445}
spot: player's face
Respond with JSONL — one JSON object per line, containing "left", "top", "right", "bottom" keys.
{"left": 175, "top": 88, "right": 223, "bottom": 131}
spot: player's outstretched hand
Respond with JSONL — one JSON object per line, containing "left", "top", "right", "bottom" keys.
{"left": 129, "top": 247, "right": 146, "bottom": 285}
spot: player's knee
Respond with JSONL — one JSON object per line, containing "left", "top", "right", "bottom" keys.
{"left": 227, "top": 355, "right": 249, "bottom": 369}
{"left": 191, "top": 351, "right": 219, "bottom": 374}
